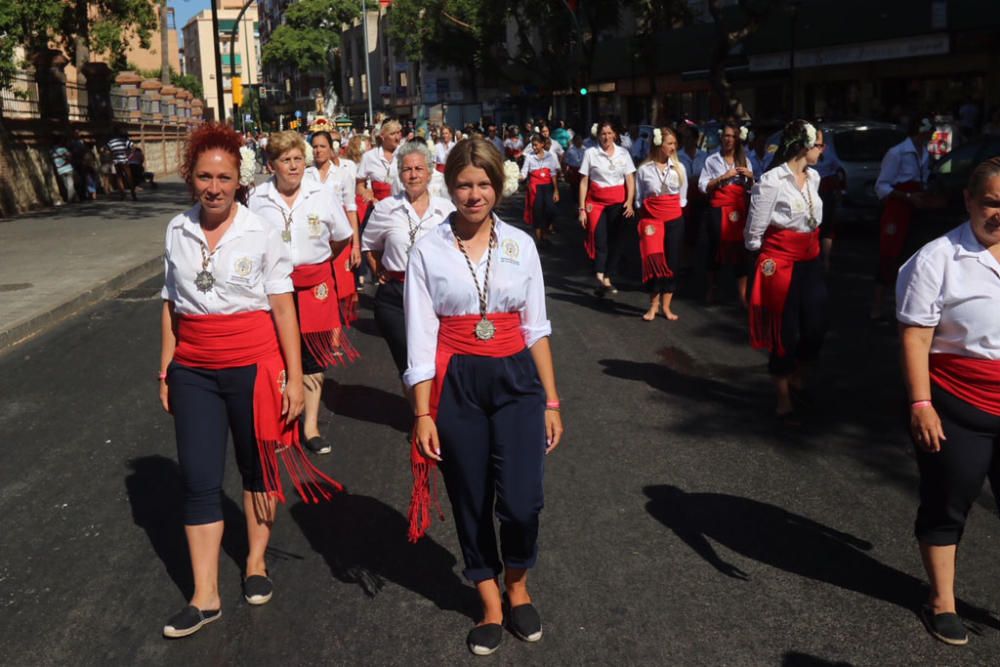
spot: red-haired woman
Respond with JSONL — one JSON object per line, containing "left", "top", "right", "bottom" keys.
{"left": 159, "top": 124, "right": 341, "bottom": 639}
{"left": 699, "top": 121, "right": 754, "bottom": 306}
{"left": 636, "top": 127, "right": 687, "bottom": 321}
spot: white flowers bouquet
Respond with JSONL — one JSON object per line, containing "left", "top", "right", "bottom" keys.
{"left": 238, "top": 146, "right": 256, "bottom": 186}
{"left": 502, "top": 160, "right": 520, "bottom": 197}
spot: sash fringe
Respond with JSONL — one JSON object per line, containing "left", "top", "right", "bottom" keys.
{"left": 259, "top": 439, "right": 345, "bottom": 504}
{"left": 642, "top": 253, "right": 672, "bottom": 283}
{"left": 303, "top": 330, "right": 359, "bottom": 368}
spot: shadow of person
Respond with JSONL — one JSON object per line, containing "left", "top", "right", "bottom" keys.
{"left": 323, "top": 380, "right": 411, "bottom": 433}
{"left": 289, "top": 494, "right": 478, "bottom": 620}
{"left": 125, "top": 455, "right": 250, "bottom": 599}
{"left": 781, "top": 652, "right": 853, "bottom": 667}
{"left": 643, "top": 485, "right": 997, "bottom": 633}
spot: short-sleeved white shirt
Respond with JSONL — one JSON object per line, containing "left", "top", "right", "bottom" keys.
{"left": 248, "top": 178, "right": 353, "bottom": 266}
{"left": 360, "top": 194, "right": 455, "bottom": 273}
{"left": 434, "top": 141, "right": 455, "bottom": 166}
{"left": 357, "top": 146, "right": 400, "bottom": 194}
{"left": 520, "top": 151, "right": 561, "bottom": 178}
{"left": 896, "top": 221, "right": 1000, "bottom": 359}
{"left": 635, "top": 160, "right": 688, "bottom": 209}
{"left": 402, "top": 217, "right": 552, "bottom": 388}
{"left": 161, "top": 203, "right": 293, "bottom": 315}
{"left": 698, "top": 151, "right": 755, "bottom": 194}
{"left": 305, "top": 159, "right": 358, "bottom": 212}
{"left": 579, "top": 145, "right": 636, "bottom": 187}
{"left": 744, "top": 163, "right": 824, "bottom": 251}
{"left": 875, "top": 137, "right": 929, "bottom": 199}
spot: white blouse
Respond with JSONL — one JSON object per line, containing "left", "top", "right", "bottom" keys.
{"left": 305, "top": 159, "right": 358, "bottom": 212}
{"left": 579, "top": 145, "right": 636, "bottom": 187}
{"left": 520, "top": 151, "right": 561, "bottom": 178}
{"left": 248, "top": 178, "right": 353, "bottom": 266}
{"left": 357, "top": 146, "right": 400, "bottom": 194}
{"left": 635, "top": 160, "right": 688, "bottom": 209}
{"left": 698, "top": 151, "right": 755, "bottom": 195}
{"left": 896, "top": 221, "right": 1000, "bottom": 359}
{"left": 361, "top": 194, "right": 455, "bottom": 273}
{"left": 161, "top": 203, "right": 292, "bottom": 315}
{"left": 434, "top": 141, "right": 455, "bottom": 166}
{"left": 744, "top": 164, "right": 824, "bottom": 251}
{"left": 403, "top": 217, "right": 552, "bottom": 387}
{"left": 875, "top": 137, "right": 930, "bottom": 200}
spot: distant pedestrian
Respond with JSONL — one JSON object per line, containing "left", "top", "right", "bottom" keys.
{"left": 563, "top": 134, "right": 585, "bottom": 197}
{"left": 435, "top": 126, "right": 456, "bottom": 173}
{"left": 811, "top": 129, "right": 844, "bottom": 270}
{"left": 896, "top": 157, "right": 1000, "bottom": 647}
{"left": 520, "top": 134, "right": 561, "bottom": 246}
{"left": 356, "top": 120, "right": 403, "bottom": 224}
{"left": 503, "top": 126, "right": 524, "bottom": 164}
{"left": 49, "top": 136, "right": 76, "bottom": 204}
{"left": 106, "top": 126, "right": 136, "bottom": 200}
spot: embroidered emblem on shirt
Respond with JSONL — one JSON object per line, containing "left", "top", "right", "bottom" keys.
{"left": 314, "top": 282, "right": 330, "bottom": 300}
{"left": 644, "top": 224, "right": 657, "bottom": 237}
{"left": 234, "top": 256, "right": 253, "bottom": 277}
{"left": 307, "top": 213, "right": 322, "bottom": 238}
{"left": 502, "top": 238, "right": 520, "bottom": 260}
{"left": 728, "top": 211, "right": 741, "bottom": 223}
{"left": 761, "top": 258, "right": 777, "bottom": 277}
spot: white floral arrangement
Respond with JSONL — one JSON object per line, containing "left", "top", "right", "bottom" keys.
{"left": 303, "top": 142, "right": 314, "bottom": 166}
{"left": 652, "top": 128, "right": 663, "bottom": 147}
{"left": 426, "top": 138, "right": 435, "bottom": 151}
{"left": 238, "top": 146, "right": 256, "bottom": 186}
{"left": 590, "top": 123, "right": 598, "bottom": 137}
{"left": 502, "top": 160, "right": 520, "bottom": 197}
{"left": 803, "top": 122, "right": 817, "bottom": 148}
{"left": 739, "top": 126, "right": 749, "bottom": 142}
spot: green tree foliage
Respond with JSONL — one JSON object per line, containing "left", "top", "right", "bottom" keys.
{"left": 262, "top": 0, "right": 360, "bottom": 73}
{"left": 132, "top": 64, "right": 204, "bottom": 99}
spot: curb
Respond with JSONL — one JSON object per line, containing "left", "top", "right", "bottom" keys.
{"left": 0, "top": 256, "right": 163, "bottom": 354}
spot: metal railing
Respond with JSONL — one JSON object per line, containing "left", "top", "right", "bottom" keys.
{"left": 0, "top": 73, "right": 40, "bottom": 119}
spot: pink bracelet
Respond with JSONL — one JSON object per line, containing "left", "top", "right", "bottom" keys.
{"left": 911, "top": 400, "right": 932, "bottom": 409}
{"left": 157, "top": 371, "right": 168, "bottom": 381}
{"left": 545, "top": 400, "right": 561, "bottom": 410}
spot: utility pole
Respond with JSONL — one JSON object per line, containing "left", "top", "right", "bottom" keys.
{"left": 160, "top": 0, "right": 171, "bottom": 84}
{"left": 210, "top": 0, "right": 226, "bottom": 123}
{"left": 362, "top": 0, "right": 374, "bottom": 127}
{"left": 229, "top": 0, "right": 256, "bottom": 132}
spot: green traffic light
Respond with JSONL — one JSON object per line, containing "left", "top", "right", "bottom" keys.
{"left": 580, "top": 87, "right": 588, "bottom": 96}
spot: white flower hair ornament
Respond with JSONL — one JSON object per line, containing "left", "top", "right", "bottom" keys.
{"left": 502, "top": 160, "right": 520, "bottom": 197}
{"left": 591, "top": 123, "right": 598, "bottom": 137}
{"left": 739, "top": 126, "right": 749, "bottom": 142}
{"left": 238, "top": 146, "right": 256, "bottom": 186}
{"left": 303, "top": 142, "right": 314, "bottom": 167}
{"left": 803, "top": 122, "right": 817, "bottom": 149}
{"left": 652, "top": 128, "right": 663, "bottom": 147}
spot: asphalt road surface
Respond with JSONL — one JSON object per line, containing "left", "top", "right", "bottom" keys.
{"left": 1, "top": 194, "right": 997, "bottom": 666}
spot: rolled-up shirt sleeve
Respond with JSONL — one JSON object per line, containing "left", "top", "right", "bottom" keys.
{"left": 263, "top": 227, "right": 294, "bottom": 294}
{"left": 403, "top": 246, "right": 440, "bottom": 387}
{"left": 745, "top": 177, "right": 779, "bottom": 251}
{"left": 896, "top": 251, "right": 944, "bottom": 327}
{"left": 521, "top": 243, "right": 552, "bottom": 347}
{"left": 875, "top": 149, "right": 900, "bottom": 200}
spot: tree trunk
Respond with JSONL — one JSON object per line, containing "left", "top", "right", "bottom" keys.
{"left": 160, "top": 0, "right": 171, "bottom": 84}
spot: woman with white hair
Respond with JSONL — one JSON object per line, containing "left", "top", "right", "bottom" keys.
{"left": 356, "top": 120, "right": 403, "bottom": 223}
{"left": 362, "top": 140, "right": 455, "bottom": 381}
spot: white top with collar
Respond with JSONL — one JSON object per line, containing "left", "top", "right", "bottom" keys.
{"left": 635, "top": 160, "right": 688, "bottom": 209}
{"left": 434, "top": 141, "right": 455, "bottom": 166}
{"left": 403, "top": 216, "right": 552, "bottom": 387}
{"left": 744, "top": 163, "right": 824, "bottom": 251}
{"left": 579, "top": 144, "right": 636, "bottom": 187}
{"left": 357, "top": 146, "right": 400, "bottom": 194}
{"left": 161, "top": 203, "right": 293, "bottom": 315}
{"left": 896, "top": 221, "right": 1000, "bottom": 359}
{"left": 305, "top": 159, "right": 358, "bottom": 212}
{"left": 875, "top": 137, "right": 930, "bottom": 200}
{"left": 520, "top": 151, "right": 561, "bottom": 178}
{"left": 698, "top": 151, "right": 755, "bottom": 195}
{"left": 360, "top": 194, "right": 456, "bottom": 272}
{"left": 247, "top": 178, "right": 353, "bottom": 266}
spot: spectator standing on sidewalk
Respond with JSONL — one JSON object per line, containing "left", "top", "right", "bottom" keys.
{"left": 106, "top": 127, "right": 136, "bottom": 200}
{"left": 49, "top": 136, "right": 76, "bottom": 204}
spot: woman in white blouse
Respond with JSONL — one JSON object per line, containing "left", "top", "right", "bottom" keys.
{"left": 249, "top": 131, "right": 355, "bottom": 455}
{"left": 519, "top": 134, "right": 561, "bottom": 245}
{"left": 434, "top": 125, "right": 455, "bottom": 173}
{"left": 160, "top": 123, "right": 333, "bottom": 638}
{"left": 356, "top": 120, "right": 403, "bottom": 220}
{"left": 896, "top": 157, "right": 1000, "bottom": 647}
{"left": 406, "top": 138, "right": 563, "bottom": 656}
{"left": 362, "top": 141, "right": 455, "bottom": 380}
{"left": 745, "top": 120, "right": 825, "bottom": 422}
{"left": 635, "top": 127, "right": 688, "bottom": 321}
{"left": 577, "top": 120, "right": 637, "bottom": 295}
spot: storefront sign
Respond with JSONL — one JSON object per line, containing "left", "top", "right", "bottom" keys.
{"left": 749, "top": 34, "right": 950, "bottom": 72}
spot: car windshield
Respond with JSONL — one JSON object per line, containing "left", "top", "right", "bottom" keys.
{"left": 833, "top": 128, "right": 906, "bottom": 162}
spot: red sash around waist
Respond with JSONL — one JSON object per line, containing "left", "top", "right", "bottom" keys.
{"left": 172, "top": 311, "right": 343, "bottom": 503}
{"left": 930, "top": 354, "right": 1000, "bottom": 416}
{"left": 878, "top": 181, "right": 923, "bottom": 283}
{"left": 749, "top": 228, "right": 821, "bottom": 356}
{"left": 524, "top": 168, "right": 553, "bottom": 227}
{"left": 372, "top": 180, "right": 393, "bottom": 201}
{"left": 292, "top": 262, "right": 358, "bottom": 366}
{"left": 639, "top": 194, "right": 684, "bottom": 283}
{"left": 435, "top": 163, "right": 446, "bottom": 173}
{"left": 710, "top": 183, "right": 749, "bottom": 265}
{"left": 408, "top": 312, "right": 526, "bottom": 542}
{"left": 584, "top": 182, "right": 626, "bottom": 260}
{"left": 356, "top": 193, "right": 370, "bottom": 225}
{"left": 331, "top": 239, "right": 358, "bottom": 324}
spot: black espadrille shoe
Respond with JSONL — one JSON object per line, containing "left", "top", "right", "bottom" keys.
{"left": 467, "top": 623, "right": 503, "bottom": 656}
{"left": 162, "top": 605, "right": 221, "bottom": 639}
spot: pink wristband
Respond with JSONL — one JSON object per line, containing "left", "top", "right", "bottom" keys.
{"left": 911, "top": 400, "right": 932, "bottom": 409}
{"left": 157, "top": 371, "right": 168, "bottom": 381}
{"left": 545, "top": 400, "right": 561, "bottom": 410}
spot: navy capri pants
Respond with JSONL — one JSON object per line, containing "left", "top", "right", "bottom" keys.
{"left": 436, "top": 348, "right": 547, "bottom": 583}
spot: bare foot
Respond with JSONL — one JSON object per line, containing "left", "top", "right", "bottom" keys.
{"left": 663, "top": 309, "right": 679, "bottom": 321}
{"left": 642, "top": 307, "right": 658, "bottom": 321}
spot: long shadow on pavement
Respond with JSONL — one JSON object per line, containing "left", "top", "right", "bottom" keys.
{"left": 781, "top": 652, "right": 853, "bottom": 667}
{"left": 643, "top": 485, "right": 998, "bottom": 634}
{"left": 289, "top": 494, "right": 478, "bottom": 620}
{"left": 323, "top": 379, "right": 411, "bottom": 433}
{"left": 125, "top": 455, "right": 249, "bottom": 600}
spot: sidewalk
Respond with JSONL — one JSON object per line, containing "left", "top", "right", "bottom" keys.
{"left": 0, "top": 177, "right": 189, "bottom": 351}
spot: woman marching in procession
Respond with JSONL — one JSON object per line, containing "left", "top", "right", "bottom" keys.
{"left": 577, "top": 120, "right": 637, "bottom": 295}
{"left": 636, "top": 127, "right": 688, "bottom": 321}
{"left": 159, "top": 123, "right": 342, "bottom": 638}
{"left": 435, "top": 125, "right": 456, "bottom": 173}
{"left": 356, "top": 120, "right": 403, "bottom": 224}
{"left": 745, "top": 120, "right": 826, "bottom": 423}
{"left": 520, "top": 134, "right": 561, "bottom": 247}
{"left": 249, "top": 131, "right": 357, "bottom": 455}
{"left": 699, "top": 121, "right": 754, "bottom": 306}
{"left": 406, "top": 138, "right": 563, "bottom": 655}
{"left": 362, "top": 140, "right": 455, "bottom": 383}
{"left": 897, "top": 158, "right": 1000, "bottom": 647}
{"left": 306, "top": 129, "right": 362, "bottom": 323}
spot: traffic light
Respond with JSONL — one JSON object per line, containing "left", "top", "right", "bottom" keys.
{"left": 232, "top": 76, "right": 243, "bottom": 107}
{"left": 579, "top": 87, "right": 588, "bottom": 96}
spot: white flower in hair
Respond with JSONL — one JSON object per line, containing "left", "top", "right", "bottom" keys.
{"left": 739, "top": 126, "right": 749, "bottom": 142}
{"left": 426, "top": 138, "right": 435, "bottom": 151}
{"left": 652, "top": 128, "right": 663, "bottom": 147}
{"left": 303, "top": 142, "right": 314, "bottom": 166}
{"left": 502, "top": 160, "right": 520, "bottom": 197}
{"left": 238, "top": 146, "right": 256, "bottom": 186}
{"left": 803, "top": 122, "right": 817, "bottom": 148}
{"left": 591, "top": 123, "right": 598, "bottom": 137}
{"left": 533, "top": 126, "right": 540, "bottom": 134}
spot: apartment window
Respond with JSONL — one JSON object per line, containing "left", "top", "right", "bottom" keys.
{"left": 398, "top": 71, "right": 408, "bottom": 88}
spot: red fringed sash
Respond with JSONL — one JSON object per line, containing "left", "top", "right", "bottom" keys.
{"left": 878, "top": 181, "right": 922, "bottom": 284}
{"left": 408, "top": 312, "right": 526, "bottom": 542}
{"left": 584, "top": 182, "right": 626, "bottom": 260}
{"left": 331, "top": 240, "right": 358, "bottom": 325}
{"left": 749, "top": 228, "right": 820, "bottom": 356}
{"left": 930, "top": 354, "right": 1000, "bottom": 416}
{"left": 639, "top": 194, "right": 683, "bottom": 283}
{"left": 524, "top": 168, "right": 552, "bottom": 227}
{"left": 711, "top": 183, "right": 749, "bottom": 265}
{"left": 356, "top": 194, "right": 370, "bottom": 226}
{"left": 292, "top": 262, "right": 358, "bottom": 366}
{"left": 172, "top": 311, "right": 344, "bottom": 503}
{"left": 372, "top": 180, "right": 392, "bottom": 201}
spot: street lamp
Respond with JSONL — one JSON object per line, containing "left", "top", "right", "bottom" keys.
{"left": 361, "top": 0, "right": 374, "bottom": 127}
